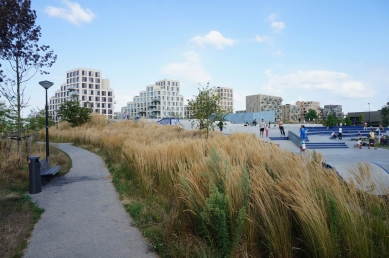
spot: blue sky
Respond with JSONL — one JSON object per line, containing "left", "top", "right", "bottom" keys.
{"left": 13, "top": 0, "right": 389, "bottom": 116}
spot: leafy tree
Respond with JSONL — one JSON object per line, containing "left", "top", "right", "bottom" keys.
{"left": 24, "top": 108, "right": 53, "bottom": 131}
{"left": 381, "top": 104, "right": 389, "bottom": 127}
{"left": 358, "top": 114, "right": 364, "bottom": 125}
{"left": 0, "top": 103, "right": 17, "bottom": 132}
{"left": 323, "top": 113, "right": 337, "bottom": 127}
{"left": 344, "top": 115, "right": 352, "bottom": 126}
{"left": 0, "top": 0, "right": 56, "bottom": 143}
{"left": 304, "top": 109, "right": 318, "bottom": 122}
{"left": 58, "top": 100, "right": 91, "bottom": 127}
{"left": 187, "top": 83, "right": 226, "bottom": 139}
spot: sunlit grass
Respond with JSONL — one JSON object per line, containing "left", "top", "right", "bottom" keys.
{"left": 48, "top": 114, "right": 389, "bottom": 257}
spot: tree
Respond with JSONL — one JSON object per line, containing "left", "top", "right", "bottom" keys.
{"left": 344, "top": 115, "right": 352, "bottom": 126}
{"left": 0, "top": 103, "right": 17, "bottom": 133}
{"left": 323, "top": 113, "right": 337, "bottom": 127}
{"left": 0, "top": 0, "right": 56, "bottom": 143}
{"left": 358, "top": 114, "right": 364, "bottom": 125}
{"left": 381, "top": 103, "right": 389, "bottom": 127}
{"left": 58, "top": 100, "right": 91, "bottom": 127}
{"left": 187, "top": 83, "right": 226, "bottom": 138}
{"left": 304, "top": 109, "right": 318, "bottom": 122}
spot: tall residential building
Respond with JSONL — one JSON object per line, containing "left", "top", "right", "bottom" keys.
{"left": 322, "top": 104, "right": 343, "bottom": 119}
{"left": 210, "top": 87, "right": 234, "bottom": 112}
{"left": 246, "top": 94, "right": 283, "bottom": 120}
{"left": 281, "top": 104, "right": 301, "bottom": 122}
{"left": 295, "top": 101, "right": 321, "bottom": 119}
{"left": 122, "top": 79, "right": 184, "bottom": 119}
{"left": 48, "top": 68, "right": 115, "bottom": 119}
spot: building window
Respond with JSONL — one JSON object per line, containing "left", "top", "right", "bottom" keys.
{"left": 95, "top": 84, "right": 100, "bottom": 89}
{"left": 89, "top": 71, "right": 93, "bottom": 76}
{"left": 108, "top": 104, "right": 112, "bottom": 108}
{"left": 89, "top": 84, "right": 94, "bottom": 89}
{"left": 108, "top": 109, "right": 112, "bottom": 114}
{"left": 108, "top": 92, "right": 112, "bottom": 96}
{"left": 95, "top": 72, "right": 100, "bottom": 77}
{"left": 95, "top": 97, "right": 100, "bottom": 101}
{"left": 83, "top": 90, "right": 87, "bottom": 94}
{"left": 96, "top": 91, "right": 100, "bottom": 95}
{"left": 82, "top": 77, "right": 87, "bottom": 82}
{"left": 102, "top": 91, "right": 106, "bottom": 96}
{"left": 108, "top": 98, "right": 112, "bottom": 102}
{"left": 97, "top": 103, "right": 100, "bottom": 108}
{"left": 96, "top": 78, "right": 100, "bottom": 83}
{"left": 89, "top": 77, "right": 94, "bottom": 83}
{"left": 82, "top": 83, "right": 87, "bottom": 88}
{"left": 89, "top": 90, "right": 94, "bottom": 95}
{"left": 82, "top": 70, "right": 86, "bottom": 75}
{"left": 102, "top": 97, "right": 106, "bottom": 102}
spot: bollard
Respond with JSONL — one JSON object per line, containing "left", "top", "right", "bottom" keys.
{"left": 28, "top": 156, "right": 41, "bottom": 194}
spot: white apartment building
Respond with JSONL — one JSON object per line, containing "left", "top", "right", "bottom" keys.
{"left": 122, "top": 79, "right": 184, "bottom": 119}
{"left": 48, "top": 68, "right": 115, "bottom": 120}
{"left": 210, "top": 86, "right": 234, "bottom": 112}
{"left": 246, "top": 94, "right": 283, "bottom": 121}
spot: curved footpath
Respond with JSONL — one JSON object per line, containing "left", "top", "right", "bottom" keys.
{"left": 24, "top": 143, "right": 156, "bottom": 258}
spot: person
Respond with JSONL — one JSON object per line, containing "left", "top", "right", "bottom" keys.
{"left": 278, "top": 120, "right": 285, "bottom": 137}
{"left": 217, "top": 121, "right": 223, "bottom": 132}
{"left": 357, "top": 131, "right": 361, "bottom": 137}
{"left": 108, "top": 121, "right": 110, "bottom": 126}
{"left": 268, "top": 120, "right": 271, "bottom": 128}
{"left": 244, "top": 122, "right": 249, "bottom": 126}
{"left": 300, "top": 140, "right": 306, "bottom": 154}
{"left": 354, "top": 138, "right": 362, "bottom": 149}
{"left": 368, "top": 128, "right": 377, "bottom": 149}
{"left": 364, "top": 123, "right": 367, "bottom": 130}
{"left": 338, "top": 126, "right": 342, "bottom": 140}
{"left": 331, "top": 131, "right": 337, "bottom": 139}
{"left": 300, "top": 125, "right": 307, "bottom": 140}
{"left": 265, "top": 123, "right": 269, "bottom": 138}
{"left": 252, "top": 119, "right": 257, "bottom": 126}
{"left": 259, "top": 119, "right": 265, "bottom": 138}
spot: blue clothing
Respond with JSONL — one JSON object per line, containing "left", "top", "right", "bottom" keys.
{"left": 300, "top": 128, "right": 307, "bottom": 140}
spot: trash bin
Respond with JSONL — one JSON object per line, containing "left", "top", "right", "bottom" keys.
{"left": 28, "top": 156, "right": 41, "bottom": 194}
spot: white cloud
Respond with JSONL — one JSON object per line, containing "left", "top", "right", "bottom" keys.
{"left": 271, "top": 22, "right": 285, "bottom": 34}
{"left": 254, "top": 35, "right": 272, "bottom": 44}
{"left": 266, "top": 13, "right": 279, "bottom": 22}
{"left": 272, "top": 50, "right": 284, "bottom": 56}
{"left": 45, "top": 0, "right": 95, "bottom": 26}
{"left": 160, "top": 51, "right": 211, "bottom": 85}
{"left": 262, "top": 70, "right": 375, "bottom": 99}
{"left": 189, "top": 31, "right": 237, "bottom": 49}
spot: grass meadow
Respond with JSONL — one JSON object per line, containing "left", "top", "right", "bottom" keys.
{"left": 0, "top": 136, "right": 71, "bottom": 258}
{"left": 47, "top": 115, "right": 389, "bottom": 257}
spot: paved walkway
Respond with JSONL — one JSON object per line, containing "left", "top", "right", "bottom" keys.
{"left": 24, "top": 143, "right": 156, "bottom": 258}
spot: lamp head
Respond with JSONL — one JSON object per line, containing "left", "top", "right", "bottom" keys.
{"left": 39, "top": 80, "right": 54, "bottom": 89}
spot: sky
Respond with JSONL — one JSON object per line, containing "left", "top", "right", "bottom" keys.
{"left": 3, "top": 0, "right": 389, "bottom": 116}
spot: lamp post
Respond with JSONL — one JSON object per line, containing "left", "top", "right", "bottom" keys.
{"left": 39, "top": 80, "right": 54, "bottom": 164}
{"left": 368, "top": 103, "right": 370, "bottom": 127}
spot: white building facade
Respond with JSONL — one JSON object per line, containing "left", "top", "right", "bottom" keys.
{"left": 48, "top": 68, "right": 115, "bottom": 120}
{"left": 122, "top": 79, "right": 184, "bottom": 119}
{"left": 210, "top": 86, "right": 234, "bottom": 112}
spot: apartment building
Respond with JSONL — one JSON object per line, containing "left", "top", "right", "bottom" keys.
{"left": 210, "top": 86, "right": 234, "bottom": 112}
{"left": 48, "top": 68, "right": 115, "bottom": 119}
{"left": 295, "top": 101, "right": 321, "bottom": 119}
{"left": 322, "top": 104, "right": 343, "bottom": 119}
{"left": 122, "top": 79, "right": 184, "bottom": 119}
{"left": 281, "top": 104, "right": 301, "bottom": 122}
{"left": 246, "top": 94, "right": 283, "bottom": 120}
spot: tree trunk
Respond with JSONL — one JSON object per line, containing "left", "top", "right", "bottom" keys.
{"left": 16, "top": 57, "right": 21, "bottom": 153}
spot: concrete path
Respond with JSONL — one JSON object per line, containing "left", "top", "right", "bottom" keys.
{"left": 24, "top": 143, "right": 156, "bottom": 258}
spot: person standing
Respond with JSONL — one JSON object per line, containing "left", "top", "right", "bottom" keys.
{"left": 300, "top": 125, "right": 307, "bottom": 141}
{"left": 218, "top": 121, "right": 224, "bottom": 132}
{"left": 338, "top": 126, "right": 342, "bottom": 140}
{"left": 368, "top": 128, "right": 377, "bottom": 149}
{"left": 278, "top": 120, "right": 285, "bottom": 137}
{"left": 259, "top": 119, "right": 265, "bottom": 137}
{"left": 364, "top": 123, "right": 367, "bottom": 130}
{"left": 265, "top": 123, "right": 269, "bottom": 138}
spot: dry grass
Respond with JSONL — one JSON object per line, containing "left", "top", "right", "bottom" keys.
{"left": 0, "top": 135, "right": 71, "bottom": 258}
{"left": 48, "top": 114, "right": 389, "bottom": 257}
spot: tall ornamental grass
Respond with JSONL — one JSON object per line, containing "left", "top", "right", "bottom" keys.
{"left": 48, "top": 115, "right": 389, "bottom": 257}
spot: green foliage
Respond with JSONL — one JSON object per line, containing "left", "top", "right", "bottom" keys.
{"left": 359, "top": 114, "right": 364, "bottom": 125}
{"left": 0, "top": 104, "right": 17, "bottom": 132}
{"left": 304, "top": 109, "right": 318, "bottom": 121}
{"left": 344, "top": 115, "right": 352, "bottom": 126}
{"left": 328, "top": 196, "right": 341, "bottom": 257}
{"left": 323, "top": 113, "right": 337, "bottom": 127}
{"left": 187, "top": 83, "right": 226, "bottom": 138}
{"left": 183, "top": 149, "right": 249, "bottom": 257}
{"left": 58, "top": 100, "right": 91, "bottom": 127}
{"left": 381, "top": 105, "right": 389, "bottom": 127}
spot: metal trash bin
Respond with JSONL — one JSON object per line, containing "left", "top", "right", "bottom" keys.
{"left": 28, "top": 156, "right": 41, "bottom": 194}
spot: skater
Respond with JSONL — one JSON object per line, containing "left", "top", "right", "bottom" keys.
{"left": 338, "top": 126, "right": 342, "bottom": 140}
{"left": 278, "top": 120, "right": 285, "bottom": 137}
{"left": 354, "top": 138, "right": 362, "bottom": 149}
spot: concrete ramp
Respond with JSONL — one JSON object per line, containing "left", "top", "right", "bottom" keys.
{"left": 332, "top": 162, "right": 389, "bottom": 195}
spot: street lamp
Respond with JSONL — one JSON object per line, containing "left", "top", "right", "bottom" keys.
{"left": 39, "top": 80, "right": 54, "bottom": 164}
{"left": 368, "top": 103, "right": 370, "bottom": 127}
